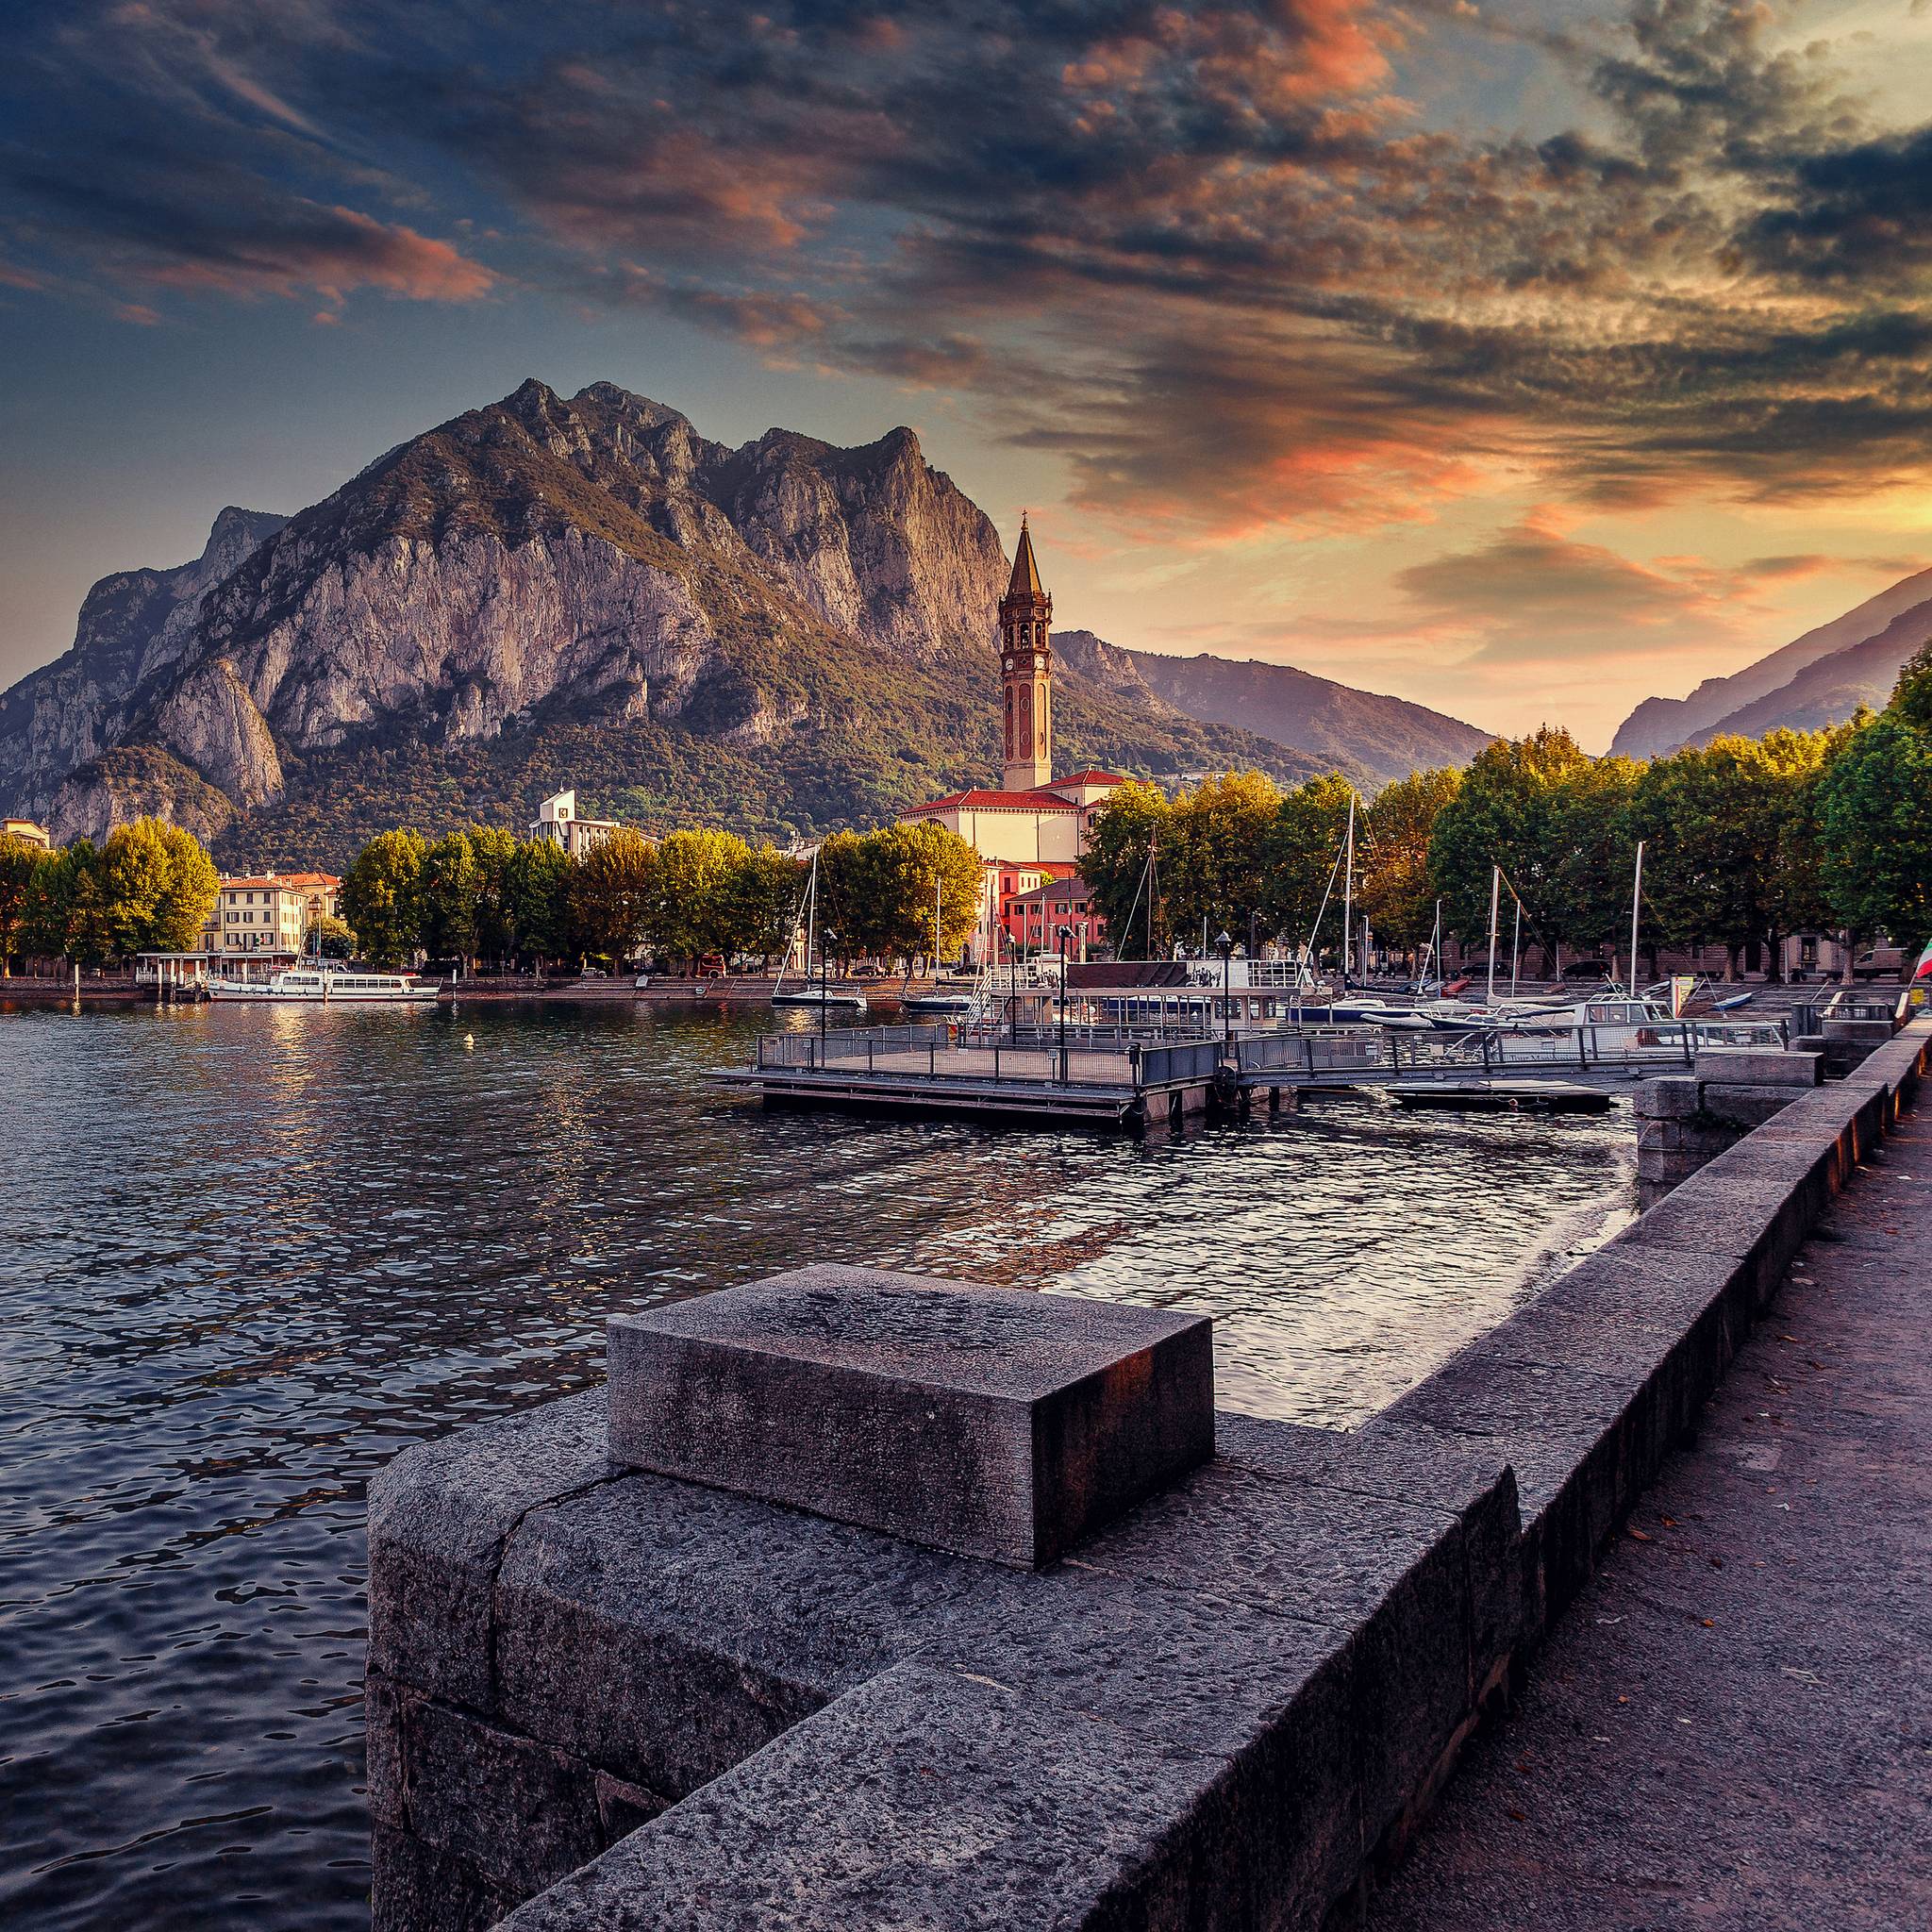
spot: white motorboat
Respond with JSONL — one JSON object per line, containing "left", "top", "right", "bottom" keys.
{"left": 771, "top": 985, "right": 869, "bottom": 1011}
{"left": 208, "top": 967, "right": 439, "bottom": 1003}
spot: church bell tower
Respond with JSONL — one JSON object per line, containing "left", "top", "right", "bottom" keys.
{"left": 998, "top": 518, "right": 1053, "bottom": 791}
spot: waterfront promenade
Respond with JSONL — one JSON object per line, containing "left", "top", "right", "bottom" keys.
{"left": 1369, "top": 1098, "right": 1931, "bottom": 1930}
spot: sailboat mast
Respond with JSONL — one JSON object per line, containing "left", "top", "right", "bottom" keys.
{"left": 805, "top": 849, "right": 818, "bottom": 989}
{"left": 1341, "top": 793, "right": 1356, "bottom": 988}
{"left": 1509, "top": 893, "right": 1522, "bottom": 998}
{"left": 1629, "top": 840, "right": 1645, "bottom": 993}
{"left": 1486, "top": 865, "right": 1501, "bottom": 1003}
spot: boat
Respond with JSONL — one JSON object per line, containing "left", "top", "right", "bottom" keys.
{"left": 770, "top": 848, "right": 868, "bottom": 1012}
{"left": 208, "top": 966, "right": 439, "bottom": 1003}
{"left": 902, "top": 988, "right": 980, "bottom": 1018}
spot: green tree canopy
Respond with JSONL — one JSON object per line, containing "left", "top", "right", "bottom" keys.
{"left": 0, "top": 833, "right": 53, "bottom": 972}
{"left": 304, "top": 913, "right": 356, "bottom": 959}
{"left": 642, "top": 828, "right": 747, "bottom": 968}
{"left": 719, "top": 846, "right": 806, "bottom": 967}
{"left": 1427, "top": 726, "right": 1593, "bottom": 947}
{"left": 1360, "top": 768, "right": 1459, "bottom": 952}
{"left": 504, "top": 836, "right": 573, "bottom": 964}
{"left": 1078, "top": 780, "right": 1171, "bottom": 959}
{"left": 341, "top": 829, "right": 428, "bottom": 969}
{"left": 422, "top": 830, "right": 480, "bottom": 965}
{"left": 1818, "top": 647, "right": 1932, "bottom": 955}
{"left": 1261, "top": 774, "right": 1354, "bottom": 953}
{"left": 571, "top": 829, "right": 659, "bottom": 965}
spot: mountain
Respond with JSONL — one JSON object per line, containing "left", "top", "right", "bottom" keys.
{"left": 1612, "top": 565, "right": 1932, "bottom": 758}
{"left": 1053, "top": 632, "right": 1491, "bottom": 786}
{"left": 0, "top": 380, "right": 1348, "bottom": 865}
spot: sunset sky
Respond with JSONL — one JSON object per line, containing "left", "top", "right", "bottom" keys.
{"left": 3, "top": 0, "right": 1930, "bottom": 747}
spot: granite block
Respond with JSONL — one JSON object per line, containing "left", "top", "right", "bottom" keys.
{"left": 372, "top": 1821, "right": 519, "bottom": 1932}
{"left": 1697, "top": 1082, "right": 1803, "bottom": 1127}
{"left": 1216, "top": 1411, "right": 1525, "bottom": 1689}
{"left": 1385, "top": 1348, "right": 1633, "bottom": 1636}
{"left": 491, "top": 1660, "right": 1246, "bottom": 1932}
{"left": 1074, "top": 1458, "right": 1469, "bottom": 1855}
{"left": 493, "top": 1469, "right": 987, "bottom": 1798}
{"left": 1637, "top": 1075, "right": 1703, "bottom": 1120}
{"left": 402, "top": 1695, "right": 603, "bottom": 1897}
{"left": 366, "top": 1389, "right": 618, "bottom": 1712}
{"left": 1691, "top": 1046, "right": 1821, "bottom": 1087}
{"left": 607, "top": 1264, "right": 1214, "bottom": 1567}
{"left": 923, "top": 1566, "right": 1360, "bottom": 1929}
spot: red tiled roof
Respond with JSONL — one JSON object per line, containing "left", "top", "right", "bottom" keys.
{"left": 219, "top": 873, "right": 340, "bottom": 891}
{"left": 908, "top": 790, "right": 1079, "bottom": 811}
{"left": 1041, "top": 770, "right": 1124, "bottom": 787}
{"left": 1006, "top": 881, "right": 1093, "bottom": 906}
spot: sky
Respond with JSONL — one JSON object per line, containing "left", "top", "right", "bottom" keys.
{"left": 2, "top": 0, "right": 1930, "bottom": 749}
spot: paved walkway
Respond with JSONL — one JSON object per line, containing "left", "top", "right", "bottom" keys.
{"left": 1369, "top": 1099, "right": 1931, "bottom": 1931}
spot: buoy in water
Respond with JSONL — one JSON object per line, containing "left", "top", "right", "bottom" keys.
{"left": 462, "top": 1033, "right": 475, "bottom": 1049}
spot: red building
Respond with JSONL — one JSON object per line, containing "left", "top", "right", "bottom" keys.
{"left": 1000, "top": 870, "right": 1107, "bottom": 958}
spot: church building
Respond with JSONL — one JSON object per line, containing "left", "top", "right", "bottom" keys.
{"left": 900, "top": 522, "right": 1124, "bottom": 959}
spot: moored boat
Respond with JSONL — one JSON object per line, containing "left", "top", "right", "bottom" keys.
{"left": 208, "top": 967, "right": 439, "bottom": 1004}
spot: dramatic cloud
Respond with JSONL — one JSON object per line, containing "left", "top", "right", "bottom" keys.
{"left": 3, "top": 0, "right": 1929, "bottom": 737}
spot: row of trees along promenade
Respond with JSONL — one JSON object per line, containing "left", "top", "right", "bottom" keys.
{"left": 1081, "top": 644, "right": 1932, "bottom": 976}
{"left": 2, "top": 644, "right": 1925, "bottom": 979}
{"left": 337, "top": 821, "right": 984, "bottom": 974}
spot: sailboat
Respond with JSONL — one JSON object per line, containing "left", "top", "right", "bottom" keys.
{"left": 770, "top": 848, "right": 868, "bottom": 1011}
{"left": 904, "top": 874, "right": 984, "bottom": 1017}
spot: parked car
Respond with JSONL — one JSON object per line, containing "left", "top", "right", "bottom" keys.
{"left": 1851, "top": 946, "right": 1905, "bottom": 980}
{"left": 1560, "top": 959, "right": 1613, "bottom": 981}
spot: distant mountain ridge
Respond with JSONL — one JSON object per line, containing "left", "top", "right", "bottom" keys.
{"left": 1612, "top": 564, "right": 1932, "bottom": 758}
{"left": 0, "top": 379, "right": 1474, "bottom": 865}
{"left": 1054, "top": 632, "right": 1491, "bottom": 782}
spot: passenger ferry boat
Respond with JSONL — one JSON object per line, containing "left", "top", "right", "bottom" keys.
{"left": 208, "top": 966, "right": 440, "bottom": 1004}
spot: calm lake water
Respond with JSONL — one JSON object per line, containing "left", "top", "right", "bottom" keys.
{"left": 0, "top": 999, "right": 1635, "bottom": 1931}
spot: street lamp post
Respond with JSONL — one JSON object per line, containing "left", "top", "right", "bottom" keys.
{"left": 1057, "top": 924, "right": 1073, "bottom": 1081}
{"left": 819, "top": 928, "right": 836, "bottom": 1050}
{"left": 1216, "top": 929, "right": 1234, "bottom": 1053}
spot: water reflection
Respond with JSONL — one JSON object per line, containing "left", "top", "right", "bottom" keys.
{"left": 0, "top": 1000, "right": 1632, "bottom": 1931}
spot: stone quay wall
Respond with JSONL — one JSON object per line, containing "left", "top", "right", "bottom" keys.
{"left": 366, "top": 1017, "right": 1930, "bottom": 1932}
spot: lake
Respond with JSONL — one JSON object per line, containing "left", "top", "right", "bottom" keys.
{"left": 0, "top": 998, "right": 1634, "bottom": 1930}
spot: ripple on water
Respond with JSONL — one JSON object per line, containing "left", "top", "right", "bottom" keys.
{"left": 0, "top": 1000, "right": 1633, "bottom": 1930}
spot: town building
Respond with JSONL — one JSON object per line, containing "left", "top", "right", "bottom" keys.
{"left": 1002, "top": 872, "right": 1107, "bottom": 959}
{"left": 899, "top": 523, "right": 1126, "bottom": 959}
{"left": 3, "top": 817, "right": 52, "bottom": 850}
{"left": 530, "top": 790, "right": 622, "bottom": 858}
{"left": 198, "top": 872, "right": 342, "bottom": 965}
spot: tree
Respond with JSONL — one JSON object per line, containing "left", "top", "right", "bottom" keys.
{"left": 1543, "top": 756, "right": 1641, "bottom": 970}
{"left": 304, "top": 914, "right": 356, "bottom": 959}
{"left": 1261, "top": 774, "right": 1354, "bottom": 956}
{"left": 1161, "top": 771, "right": 1281, "bottom": 948}
{"left": 504, "top": 837, "right": 573, "bottom": 966}
{"left": 467, "top": 825, "right": 521, "bottom": 966}
{"left": 1360, "top": 768, "right": 1459, "bottom": 954}
{"left": 98, "top": 817, "right": 220, "bottom": 957}
{"left": 1079, "top": 782, "right": 1172, "bottom": 958}
{"left": 1428, "top": 727, "right": 1593, "bottom": 960}
{"left": 1632, "top": 730, "right": 1830, "bottom": 978}
{"left": 571, "top": 829, "right": 658, "bottom": 966}
{"left": 0, "top": 834, "right": 51, "bottom": 974}
{"left": 25, "top": 840, "right": 114, "bottom": 965}
{"left": 641, "top": 829, "right": 745, "bottom": 970}
{"left": 421, "top": 830, "right": 480, "bottom": 969}
{"left": 341, "top": 830, "right": 428, "bottom": 969}
{"left": 1818, "top": 647, "right": 1932, "bottom": 957}
{"left": 719, "top": 846, "right": 806, "bottom": 968}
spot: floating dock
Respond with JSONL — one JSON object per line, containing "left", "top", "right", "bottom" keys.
{"left": 1388, "top": 1078, "right": 1613, "bottom": 1114}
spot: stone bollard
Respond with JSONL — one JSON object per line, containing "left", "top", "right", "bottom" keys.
{"left": 1637, "top": 1048, "right": 1824, "bottom": 1200}
{"left": 366, "top": 1264, "right": 1526, "bottom": 1932}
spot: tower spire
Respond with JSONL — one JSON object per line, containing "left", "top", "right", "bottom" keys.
{"left": 997, "top": 520, "right": 1054, "bottom": 791}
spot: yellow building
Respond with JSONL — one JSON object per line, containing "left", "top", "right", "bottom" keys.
{"left": 199, "top": 872, "right": 342, "bottom": 964}
{"left": 3, "top": 817, "right": 52, "bottom": 850}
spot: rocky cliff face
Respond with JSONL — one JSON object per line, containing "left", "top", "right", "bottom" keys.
{"left": 0, "top": 506, "right": 285, "bottom": 816}
{"left": 0, "top": 380, "right": 1340, "bottom": 858}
